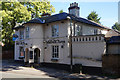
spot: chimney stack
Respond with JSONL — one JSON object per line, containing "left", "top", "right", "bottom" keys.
{"left": 68, "top": 2, "right": 80, "bottom": 17}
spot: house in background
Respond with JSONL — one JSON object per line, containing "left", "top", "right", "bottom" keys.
{"left": 14, "top": 2, "right": 112, "bottom": 72}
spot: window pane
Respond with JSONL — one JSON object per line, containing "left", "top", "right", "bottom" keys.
{"left": 52, "top": 46, "right": 59, "bottom": 59}
{"left": 75, "top": 25, "right": 82, "bottom": 36}
{"left": 20, "top": 47, "right": 24, "bottom": 57}
{"left": 52, "top": 25, "right": 59, "bottom": 37}
{"left": 26, "top": 27, "right": 29, "bottom": 38}
{"left": 20, "top": 30, "right": 24, "bottom": 40}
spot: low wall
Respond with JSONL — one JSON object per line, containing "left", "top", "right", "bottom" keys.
{"left": 2, "top": 50, "right": 14, "bottom": 60}
{"left": 102, "top": 54, "right": 120, "bottom": 76}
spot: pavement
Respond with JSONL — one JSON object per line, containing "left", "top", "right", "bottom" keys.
{"left": 0, "top": 60, "right": 120, "bottom": 80}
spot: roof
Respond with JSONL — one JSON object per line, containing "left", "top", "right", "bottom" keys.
{"left": 114, "top": 29, "right": 120, "bottom": 34}
{"left": 107, "top": 36, "right": 120, "bottom": 44}
{"left": 15, "top": 12, "right": 109, "bottom": 29}
{"left": 13, "top": 25, "right": 25, "bottom": 29}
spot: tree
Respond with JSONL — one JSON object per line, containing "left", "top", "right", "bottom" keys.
{"left": 59, "top": 9, "right": 63, "bottom": 13}
{"left": 2, "top": 1, "right": 55, "bottom": 50}
{"left": 21, "top": 1, "right": 55, "bottom": 18}
{"left": 87, "top": 11, "right": 101, "bottom": 24}
{"left": 112, "top": 22, "right": 120, "bottom": 31}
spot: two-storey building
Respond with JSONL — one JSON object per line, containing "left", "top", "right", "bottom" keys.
{"left": 14, "top": 2, "right": 110, "bottom": 69}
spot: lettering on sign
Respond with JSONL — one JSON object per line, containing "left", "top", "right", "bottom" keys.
{"left": 45, "top": 40, "right": 65, "bottom": 44}
{"left": 16, "top": 41, "right": 27, "bottom": 45}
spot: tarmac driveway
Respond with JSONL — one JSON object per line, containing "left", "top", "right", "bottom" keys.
{"left": 1, "top": 60, "right": 119, "bottom": 80}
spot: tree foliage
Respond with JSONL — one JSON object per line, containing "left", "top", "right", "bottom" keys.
{"left": 112, "top": 22, "right": 120, "bottom": 31}
{"left": 59, "top": 9, "right": 63, "bottom": 13}
{"left": 87, "top": 11, "right": 101, "bottom": 24}
{"left": 1, "top": 1, "right": 55, "bottom": 50}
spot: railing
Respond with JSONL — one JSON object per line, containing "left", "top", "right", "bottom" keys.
{"left": 72, "top": 34, "right": 104, "bottom": 42}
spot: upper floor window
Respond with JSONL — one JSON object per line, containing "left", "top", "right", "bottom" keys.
{"left": 19, "top": 30, "right": 24, "bottom": 40}
{"left": 74, "top": 25, "right": 82, "bottom": 36}
{"left": 52, "top": 25, "right": 59, "bottom": 37}
{"left": 94, "top": 29, "right": 98, "bottom": 35}
{"left": 26, "top": 27, "right": 29, "bottom": 38}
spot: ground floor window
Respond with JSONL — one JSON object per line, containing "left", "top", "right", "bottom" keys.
{"left": 52, "top": 45, "right": 59, "bottom": 59}
{"left": 19, "top": 47, "right": 24, "bottom": 57}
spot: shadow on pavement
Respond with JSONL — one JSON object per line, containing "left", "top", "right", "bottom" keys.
{"left": 1, "top": 60, "right": 119, "bottom": 80}
{"left": 34, "top": 66, "right": 111, "bottom": 80}
{"left": 1, "top": 60, "right": 24, "bottom": 72}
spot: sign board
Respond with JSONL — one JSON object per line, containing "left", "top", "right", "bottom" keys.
{"left": 13, "top": 34, "right": 18, "bottom": 41}
{"left": 46, "top": 40, "right": 65, "bottom": 44}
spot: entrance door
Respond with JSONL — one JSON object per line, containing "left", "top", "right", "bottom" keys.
{"left": 34, "top": 48, "right": 40, "bottom": 64}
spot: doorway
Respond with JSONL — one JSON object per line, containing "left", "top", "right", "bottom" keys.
{"left": 34, "top": 48, "right": 40, "bottom": 64}
{"left": 25, "top": 48, "right": 29, "bottom": 63}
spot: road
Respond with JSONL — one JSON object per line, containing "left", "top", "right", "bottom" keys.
{"left": 1, "top": 60, "right": 119, "bottom": 80}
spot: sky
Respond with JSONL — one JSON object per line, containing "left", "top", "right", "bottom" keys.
{"left": 50, "top": 1, "right": 119, "bottom": 28}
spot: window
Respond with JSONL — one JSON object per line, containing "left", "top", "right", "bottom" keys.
{"left": 26, "top": 27, "right": 29, "bottom": 38}
{"left": 19, "top": 47, "right": 24, "bottom": 57}
{"left": 74, "top": 25, "right": 82, "bottom": 36}
{"left": 98, "top": 29, "right": 102, "bottom": 34}
{"left": 52, "top": 25, "right": 59, "bottom": 37}
{"left": 94, "top": 29, "right": 98, "bottom": 35}
{"left": 30, "top": 51, "right": 33, "bottom": 59}
{"left": 19, "top": 30, "right": 24, "bottom": 40}
{"left": 52, "top": 46, "right": 59, "bottom": 59}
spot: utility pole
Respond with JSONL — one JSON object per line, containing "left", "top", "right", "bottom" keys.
{"left": 69, "top": 18, "right": 73, "bottom": 73}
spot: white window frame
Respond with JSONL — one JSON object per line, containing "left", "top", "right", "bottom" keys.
{"left": 52, "top": 45, "right": 59, "bottom": 59}
{"left": 74, "top": 25, "right": 82, "bottom": 36}
{"left": 26, "top": 27, "right": 29, "bottom": 38}
{"left": 19, "top": 30, "right": 24, "bottom": 40}
{"left": 94, "top": 29, "right": 98, "bottom": 35}
{"left": 52, "top": 25, "right": 59, "bottom": 37}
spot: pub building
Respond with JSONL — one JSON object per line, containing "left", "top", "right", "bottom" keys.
{"left": 14, "top": 2, "right": 113, "bottom": 72}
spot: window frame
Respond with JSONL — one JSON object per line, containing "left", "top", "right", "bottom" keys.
{"left": 26, "top": 27, "right": 29, "bottom": 39}
{"left": 74, "top": 25, "right": 82, "bottom": 36}
{"left": 52, "top": 25, "right": 59, "bottom": 37}
{"left": 19, "top": 30, "right": 24, "bottom": 40}
{"left": 94, "top": 29, "right": 98, "bottom": 35}
{"left": 19, "top": 47, "right": 24, "bottom": 57}
{"left": 52, "top": 45, "right": 59, "bottom": 59}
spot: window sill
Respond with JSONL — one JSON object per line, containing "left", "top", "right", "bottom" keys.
{"left": 19, "top": 56, "right": 24, "bottom": 59}
{"left": 51, "top": 58, "right": 59, "bottom": 61}
{"left": 52, "top": 36, "right": 59, "bottom": 38}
